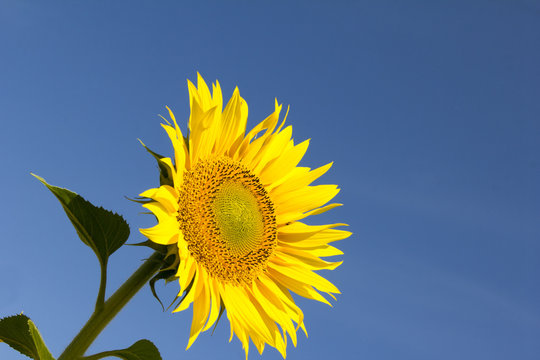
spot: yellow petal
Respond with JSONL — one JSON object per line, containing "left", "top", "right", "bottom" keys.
{"left": 268, "top": 261, "right": 340, "bottom": 295}
{"left": 278, "top": 241, "right": 344, "bottom": 256}
{"left": 259, "top": 139, "right": 310, "bottom": 186}
{"left": 139, "top": 202, "right": 179, "bottom": 245}
{"left": 274, "top": 248, "right": 343, "bottom": 271}
{"left": 196, "top": 73, "right": 213, "bottom": 109}
{"left": 258, "top": 274, "right": 305, "bottom": 331}
{"left": 267, "top": 267, "right": 332, "bottom": 306}
{"left": 276, "top": 184, "right": 339, "bottom": 216}
{"left": 234, "top": 102, "right": 282, "bottom": 160}
{"left": 212, "top": 80, "right": 224, "bottom": 115}
{"left": 221, "top": 284, "right": 274, "bottom": 344}
{"left": 174, "top": 268, "right": 199, "bottom": 313}
{"left": 189, "top": 101, "right": 218, "bottom": 163}
{"left": 178, "top": 255, "right": 196, "bottom": 293}
{"left": 265, "top": 166, "right": 309, "bottom": 193}
{"left": 270, "top": 162, "right": 333, "bottom": 197}
{"left": 246, "top": 290, "right": 285, "bottom": 356}
{"left": 278, "top": 221, "right": 344, "bottom": 233}
{"left": 280, "top": 227, "right": 352, "bottom": 246}
{"left": 252, "top": 280, "right": 298, "bottom": 347}
{"left": 215, "top": 87, "right": 248, "bottom": 156}
{"left": 161, "top": 123, "right": 187, "bottom": 181}
{"left": 276, "top": 203, "right": 343, "bottom": 225}
{"left": 186, "top": 269, "right": 211, "bottom": 349}
{"left": 202, "top": 278, "right": 222, "bottom": 331}
{"left": 139, "top": 185, "right": 178, "bottom": 213}
{"left": 252, "top": 125, "right": 293, "bottom": 175}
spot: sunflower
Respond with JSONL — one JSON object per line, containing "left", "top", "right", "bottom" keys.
{"left": 139, "top": 74, "right": 350, "bottom": 358}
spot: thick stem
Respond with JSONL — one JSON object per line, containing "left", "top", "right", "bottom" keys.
{"left": 58, "top": 251, "right": 165, "bottom": 360}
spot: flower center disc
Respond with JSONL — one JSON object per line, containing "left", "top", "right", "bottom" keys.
{"left": 213, "top": 181, "right": 265, "bottom": 256}
{"left": 178, "top": 157, "right": 277, "bottom": 284}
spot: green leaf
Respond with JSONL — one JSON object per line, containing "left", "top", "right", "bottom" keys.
{"left": 83, "top": 340, "right": 162, "bottom": 360}
{"left": 32, "top": 174, "right": 130, "bottom": 268}
{"left": 0, "top": 314, "right": 36, "bottom": 358}
{"left": 0, "top": 314, "right": 55, "bottom": 359}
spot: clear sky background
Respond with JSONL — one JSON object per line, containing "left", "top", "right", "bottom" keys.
{"left": 1, "top": 1, "right": 539, "bottom": 359}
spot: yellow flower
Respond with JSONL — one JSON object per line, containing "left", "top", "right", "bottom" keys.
{"left": 139, "top": 74, "right": 350, "bottom": 358}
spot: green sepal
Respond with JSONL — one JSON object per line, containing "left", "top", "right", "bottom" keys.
{"left": 212, "top": 302, "right": 226, "bottom": 336}
{"left": 138, "top": 139, "right": 174, "bottom": 186}
{"left": 147, "top": 249, "right": 179, "bottom": 311}
{"left": 81, "top": 339, "right": 162, "bottom": 360}
{"left": 149, "top": 269, "right": 177, "bottom": 311}
{"left": 124, "top": 195, "right": 153, "bottom": 205}
{"left": 126, "top": 240, "right": 169, "bottom": 254}
{"left": 0, "top": 314, "right": 55, "bottom": 359}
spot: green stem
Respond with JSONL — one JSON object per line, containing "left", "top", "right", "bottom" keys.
{"left": 94, "top": 261, "right": 107, "bottom": 312}
{"left": 58, "top": 251, "right": 165, "bottom": 360}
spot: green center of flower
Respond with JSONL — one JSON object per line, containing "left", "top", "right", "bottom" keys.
{"left": 212, "top": 181, "right": 264, "bottom": 256}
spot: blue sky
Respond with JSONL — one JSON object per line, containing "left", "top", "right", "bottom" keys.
{"left": 1, "top": 1, "right": 539, "bottom": 359}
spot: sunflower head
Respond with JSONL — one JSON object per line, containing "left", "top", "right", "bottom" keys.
{"left": 140, "top": 73, "right": 350, "bottom": 358}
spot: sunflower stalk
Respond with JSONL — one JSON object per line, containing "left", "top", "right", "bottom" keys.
{"left": 58, "top": 251, "right": 166, "bottom": 360}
